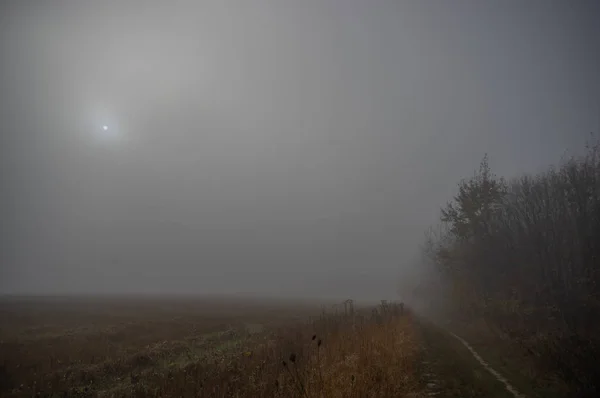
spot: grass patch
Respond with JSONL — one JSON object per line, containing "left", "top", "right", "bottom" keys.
{"left": 416, "top": 318, "right": 515, "bottom": 398}
{"left": 448, "top": 319, "right": 570, "bottom": 398}
{"left": 0, "top": 296, "right": 420, "bottom": 397}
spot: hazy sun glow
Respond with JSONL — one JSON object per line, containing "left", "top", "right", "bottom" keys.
{"left": 86, "top": 105, "right": 123, "bottom": 143}
{"left": 92, "top": 121, "right": 122, "bottom": 143}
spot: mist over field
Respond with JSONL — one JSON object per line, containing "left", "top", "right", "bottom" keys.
{"left": 1, "top": 0, "right": 598, "bottom": 301}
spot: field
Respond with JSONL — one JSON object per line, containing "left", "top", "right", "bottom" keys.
{"left": 0, "top": 295, "right": 419, "bottom": 397}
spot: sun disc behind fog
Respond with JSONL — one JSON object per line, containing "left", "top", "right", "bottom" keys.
{"left": 94, "top": 123, "right": 121, "bottom": 142}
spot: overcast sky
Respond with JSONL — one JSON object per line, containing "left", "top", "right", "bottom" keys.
{"left": 1, "top": 0, "right": 599, "bottom": 299}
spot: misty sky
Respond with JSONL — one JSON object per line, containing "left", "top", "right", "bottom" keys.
{"left": 1, "top": 0, "right": 599, "bottom": 300}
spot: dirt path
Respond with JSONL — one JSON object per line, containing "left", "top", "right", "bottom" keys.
{"left": 447, "top": 331, "right": 525, "bottom": 398}
{"left": 416, "top": 319, "right": 518, "bottom": 398}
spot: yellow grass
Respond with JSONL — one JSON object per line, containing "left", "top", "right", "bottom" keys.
{"left": 0, "top": 296, "right": 420, "bottom": 397}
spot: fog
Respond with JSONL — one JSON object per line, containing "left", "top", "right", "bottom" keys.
{"left": 1, "top": 0, "right": 598, "bottom": 300}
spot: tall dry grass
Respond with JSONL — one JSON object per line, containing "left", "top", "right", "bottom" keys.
{"left": 125, "top": 304, "right": 418, "bottom": 397}
{"left": 0, "top": 298, "right": 419, "bottom": 397}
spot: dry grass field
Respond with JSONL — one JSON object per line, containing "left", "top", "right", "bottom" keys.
{"left": 0, "top": 296, "right": 419, "bottom": 397}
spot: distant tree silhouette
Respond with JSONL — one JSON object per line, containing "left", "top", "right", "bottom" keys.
{"left": 440, "top": 154, "right": 507, "bottom": 241}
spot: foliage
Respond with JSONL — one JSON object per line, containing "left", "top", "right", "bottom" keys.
{"left": 441, "top": 154, "right": 507, "bottom": 242}
{"left": 422, "top": 134, "right": 600, "bottom": 397}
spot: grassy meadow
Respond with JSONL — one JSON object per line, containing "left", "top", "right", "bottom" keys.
{"left": 0, "top": 295, "right": 418, "bottom": 397}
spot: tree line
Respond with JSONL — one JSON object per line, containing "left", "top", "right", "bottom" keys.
{"left": 420, "top": 134, "right": 600, "bottom": 396}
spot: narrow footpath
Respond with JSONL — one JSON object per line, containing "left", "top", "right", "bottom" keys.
{"left": 416, "top": 318, "right": 524, "bottom": 398}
